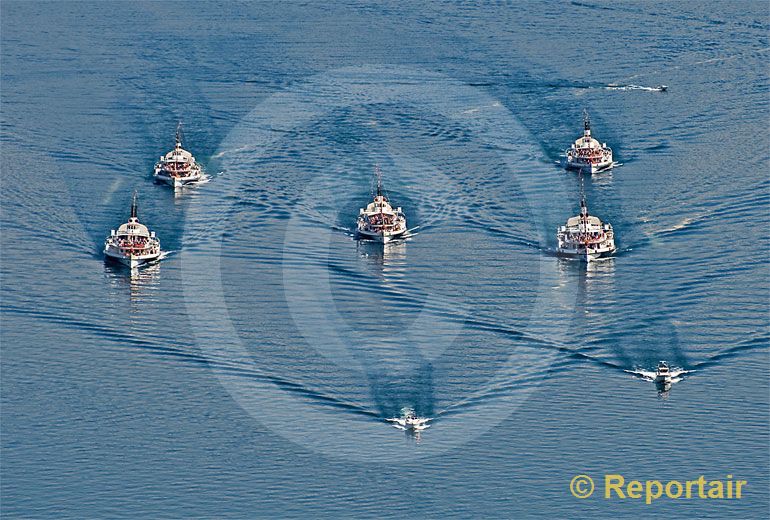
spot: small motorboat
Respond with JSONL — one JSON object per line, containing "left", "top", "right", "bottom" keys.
{"left": 624, "top": 363, "right": 691, "bottom": 399}
{"left": 153, "top": 122, "right": 203, "bottom": 188}
{"left": 387, "top": 408, "right": 431, "bottom": 432}
{"left": 565, "top": 110, "right": 613, "bottom": 174}
{"left": 656, "top": 85, "right": 668, "bottom": 92}
{"left": 654, "top": 361, "right": 672, "bottom": 383}
{"left": 104, "top": 192, "right": 161, "bottom": 269}
{"left": 356, "top": 167, "right": 408, "bottom": 244}
{"left": 557, "top": 185, "right": 616, "bottom": 262}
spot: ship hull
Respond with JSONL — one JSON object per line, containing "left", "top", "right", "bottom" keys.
{"left": 356, "top": 228, "right": 407, "bottom": 244}
{"left": 556, "top": 248, "right": 616, "bottom": 262}
{"left": 153, "top": 168, "right": 202, "bottom": 188}
{"left": 104, "top": 249, "right": 160, "bottom": 269}
{"left": 565, "top": 159, "right": 614, "bottom": 174}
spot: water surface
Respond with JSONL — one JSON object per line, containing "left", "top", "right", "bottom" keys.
{"left": 2, "top": 1, "right": 768, "bottom": 518}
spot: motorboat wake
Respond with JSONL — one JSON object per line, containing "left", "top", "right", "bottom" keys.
{"left": 387, "top": 408, "right": 431, "bottom": 432}
{"left": 625, "top": 362, "right": 691, "bottom": 382}
{"left": 625, "top": 361, "right": 692, "bottom": 396}
{"left": 606, "top": 84, "right": 668, "bottom": 92}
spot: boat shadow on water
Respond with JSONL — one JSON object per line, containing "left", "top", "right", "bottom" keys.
{"left": 366, "top": 362, "right": 436, "bottom": 432}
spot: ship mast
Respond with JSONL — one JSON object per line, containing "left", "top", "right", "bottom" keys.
{"left": 374, "top": 165, "right": 384, "bottom": 234}
{"left": 579, "top": 173, "right": 589, "bottom": 242}
{"left": 375, "top": 164, "right": 383, "bottom": 198}
{"left": 583, "top": 109, "right": 591, "bottom": 137}
{"left": 175, "top": 121, "right": 183, "bottom": 148}
{"left": 130, "top": 191, "right": 138, "bottom": 220}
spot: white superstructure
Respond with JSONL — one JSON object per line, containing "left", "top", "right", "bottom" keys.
{"left": 557, "top": 195, "right": 616, "bottom": 262}
{"left": 104, "top": 193, "right": 161, "bottom": 269}
{"left": 565, "top": 111, "right": 613, "bottom": 173}
{"left": 356, "top": 168, "right": 407, "bottom": 244}
{"left": 153, "top": 123, "right": 203, "bottom": 187}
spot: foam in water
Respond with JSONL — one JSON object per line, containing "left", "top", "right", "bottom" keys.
{"left": 605, "top": 84, "right": 668, "bottom": 92}
{"left": 624, "top": 366, "right": 693, "bottom": 382}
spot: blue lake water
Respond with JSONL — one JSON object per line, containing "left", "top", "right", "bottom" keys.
{"left": 2, "top": 1, "right": 768, "bottom": 518}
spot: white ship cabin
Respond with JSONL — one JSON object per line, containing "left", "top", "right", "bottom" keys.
{"left": 571, "top": 128, "right": 607, "bottom": 157}
{"left": 161, "top": 143, "right": 195, "bottom": 168}
{"left": 110, "top": 218, "right": 157, "bottom": 252}
{"left": 359, "top": 195, "right": 404, "bottom": 231}
{"left": 564, "top": 213, "right": 603, "bottom": 232}
{"left": 364, "top": 195, "right": 397, "bottom": 214}
{"left": 568, "top": 112, "right": 610, "bottom": 160}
